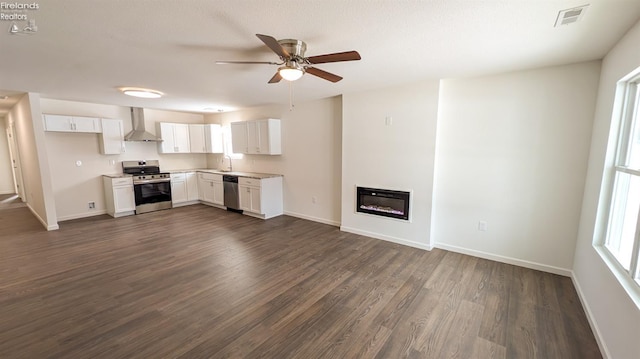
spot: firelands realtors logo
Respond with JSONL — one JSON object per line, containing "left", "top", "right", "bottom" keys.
{"left": 1, "top": 2, "right": 39, "bottom": 35}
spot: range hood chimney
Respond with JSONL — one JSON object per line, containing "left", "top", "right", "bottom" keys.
{"left": 124, "top": 107, "right": 162, "bottom": 142}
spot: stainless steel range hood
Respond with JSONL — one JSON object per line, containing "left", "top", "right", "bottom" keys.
{"left": 124, "top": 107, "right": 162, "bottom": 142}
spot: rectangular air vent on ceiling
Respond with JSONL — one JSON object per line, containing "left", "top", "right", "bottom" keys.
{"left": 555, "top": 4, "right": 589, "bottom": 27}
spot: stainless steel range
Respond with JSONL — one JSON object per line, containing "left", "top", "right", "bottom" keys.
{"left": 122, "top": 160, "right": 172, "bottom": 214}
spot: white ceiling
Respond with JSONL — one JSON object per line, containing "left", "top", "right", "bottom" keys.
{"left": 1, "top": 0, "right": 640, "bottom": 115}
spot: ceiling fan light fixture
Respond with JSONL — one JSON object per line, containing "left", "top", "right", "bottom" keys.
{"left": 119, "top": 87, "right": 164, "bottom": 99}
{"left": 279, "top": 67, "right": 303, "bottom": 81}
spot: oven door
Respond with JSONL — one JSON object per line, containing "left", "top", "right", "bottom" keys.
{"left": 133, "top": 179, "right": 172, "bottom": 214}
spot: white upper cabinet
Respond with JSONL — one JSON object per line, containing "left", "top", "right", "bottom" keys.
{"left": 158, "top": 123, "right": 175, "bottom": 153}
{"left": 160, "top": 123, "right": 223, "bottom": 154}
{"left": 231, "top": 121, "right": 248, "bottom": 154}
{"left": 158, "top": 122, "right": 191, "bottom": 153}
{"left": 230, "top": 119, "right": 281, "bottom": 155}
{"left": 100, "top": 119, "right": 125, "bottom": 155}
{"left": 189, "top": 124, "right": 223, "bottom": 153}
{"left": 173, "top": 124, "right": 190, "bottom": 153}
{"left": 189, "top": 124, "right": 206, "bottom": 153}
{"left": 43, "top": 114, "right": 102, "bottom": 133}
{"left": 204, "top": 124, "right": 223, "bottom": 153}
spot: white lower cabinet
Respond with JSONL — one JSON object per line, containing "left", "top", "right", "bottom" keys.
{"left": 171, "top": 172, "right": 199, "bottom": 207}
{"left": 166, "top": 171, "right": 282, "bottom": 218}
{"left": 103, "top": 176, "right": 135, "bottom": 217}
{"left": 186, "top": 172, "right": 199, "bottom": 202}
{"left": 238, "top": 176, "right": 283, "bottom": 219}
{"left": 198, "top": 172, "right": 224, "bottom": 206}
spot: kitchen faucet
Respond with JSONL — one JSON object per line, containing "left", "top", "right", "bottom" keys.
{"left": 225, "top": 155, "right": 233, "bottom": 172}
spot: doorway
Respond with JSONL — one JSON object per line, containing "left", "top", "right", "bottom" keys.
{"left": 3, "top": 117, "right": 24, "bottom": 202}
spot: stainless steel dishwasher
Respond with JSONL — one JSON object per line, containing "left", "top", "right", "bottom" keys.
{"left": 223, "top": 175, "right": 241, "bottom": 212}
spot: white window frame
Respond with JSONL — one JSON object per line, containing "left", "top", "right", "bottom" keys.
{"left": 596, "top": 68, "right": 640, "bottom": 308}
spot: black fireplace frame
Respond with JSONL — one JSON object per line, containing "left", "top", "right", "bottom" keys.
{"left": 356, "top": 186, "right": 411, "bottom": 221}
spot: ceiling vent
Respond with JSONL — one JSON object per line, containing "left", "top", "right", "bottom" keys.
{"left": 555, "top": 5, "right": 589, "bottom": 27}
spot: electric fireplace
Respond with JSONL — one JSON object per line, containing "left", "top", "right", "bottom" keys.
{"left": 356, "top": 186, "right": 410, "bottom": 221}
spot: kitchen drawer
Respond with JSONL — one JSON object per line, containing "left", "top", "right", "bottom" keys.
{"left": 239, "top": 177, "right": 261, "bottom": 187}
{"left": 171, "top": 173, "right": 186, "bottom": 181}
{"left": 198, "top": 172, "right": 222, "bottom": 182}
{"left": 112, "top": 177, "right": 133, "bottom": 187}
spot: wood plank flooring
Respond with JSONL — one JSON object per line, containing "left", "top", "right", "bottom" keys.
{"left": 0, "top": 205, "right": 601, "bottom": 358}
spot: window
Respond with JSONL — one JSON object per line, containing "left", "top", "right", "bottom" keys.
{"left": 602, "top": 72, "right": 640, "bottom": 292}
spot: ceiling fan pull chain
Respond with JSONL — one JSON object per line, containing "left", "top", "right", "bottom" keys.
{"left": 289, "top": 81, "right": 295, "bottom": 111}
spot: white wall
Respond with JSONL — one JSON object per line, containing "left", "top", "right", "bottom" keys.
{"left": 205, "top": 96, "right": 343, "bottom": 225}
{"left": 341, "top": 80, "right": 440, "bottom": 249}
{"left": 433, "top": 62, "right": 600, "bottom": 275}
{"left": 574, "top": 20, "right": 640, "bottom": 359}
{"left": 40, "top": 99, "right": 206, "bottom": 221}
{"left": 8, "top": 93, "right": 58, "bottom": 229}
{"left": 0, "top": 117, "right": 15, "bottom": 194}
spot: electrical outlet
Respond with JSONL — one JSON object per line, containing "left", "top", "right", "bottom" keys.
{"left": 312, "top": 196, "right": 317, "bottom": 204}
{"left": 478, "top": 221, "right": 488, "bottom": 232}
{"left": 88, "top": 201, "right": 95, "bottom": 209}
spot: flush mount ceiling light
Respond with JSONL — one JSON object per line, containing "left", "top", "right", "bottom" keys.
{"left": 278, "top": 66, "right": 304, "bottom": 81}
{"left": 119, "top": 87, "right": 164, "bottom": 99}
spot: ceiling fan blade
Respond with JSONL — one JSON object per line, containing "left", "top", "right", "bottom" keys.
{"left": 305, "top": 67, "right": 343, "bottom": 83}
{"left": 268, "top": 72, "right": 282, "bottom": 84}
{"left": 307, "top": 51, "right": 361, "bottom": 64}
{"left": 216, "top": 60, "right": 280, "bottom": 65}
{"left": 256, "top": 34, "right": 290, "bottom": 59}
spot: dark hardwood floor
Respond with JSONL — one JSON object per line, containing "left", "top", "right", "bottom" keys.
{"left": 0, "top": 205, "right": 601, "bottom": 358}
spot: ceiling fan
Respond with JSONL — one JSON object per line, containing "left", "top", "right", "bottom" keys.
{"left": 216, "top": 34, "right": 361, "bottom": 83}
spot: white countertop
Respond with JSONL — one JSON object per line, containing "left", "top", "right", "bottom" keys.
{"left": 169, "top": 169, "right": 283, "bottom": 179}
{"left": 102, "top": 174, "right": 133, "bottom": 179}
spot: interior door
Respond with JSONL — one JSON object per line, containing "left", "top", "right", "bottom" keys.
{"left": 6, "top": 122, "right": 24, "bottom": 200}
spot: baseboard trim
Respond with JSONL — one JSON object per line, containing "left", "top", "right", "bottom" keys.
{"left": 199, "top": 202, "right": 226, "bottom": 210}
{"left": 57, "top": 210, "right": 108, "bottom": 222}
{"left": 172, "top": 200, "right": 200, "bottom": 208}
{"left": 570, "top": 271, "right": 611, "bottom": 359}
{"left": 27, "top": 203, "right": 59, "bottom": 231}
{"left": 434, "top": 242, "right": 572, "bottom": 276}
{"left": 284, "top": 211, "right": 340, "bottom": 227}
{"left": 340, "top": 226, "right": 433, "bottom": 250}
